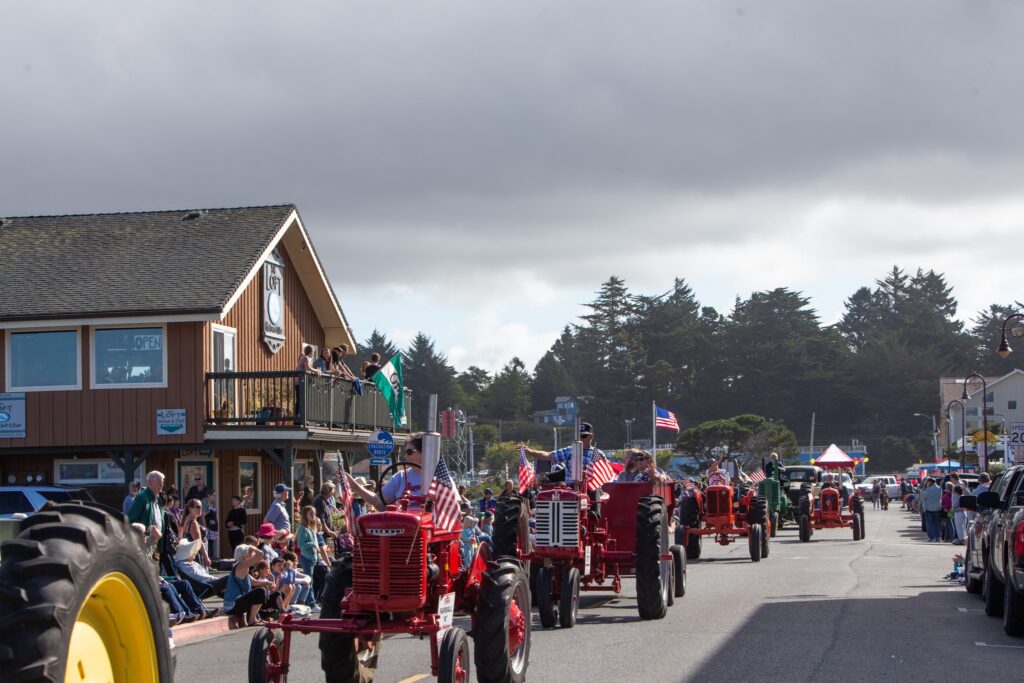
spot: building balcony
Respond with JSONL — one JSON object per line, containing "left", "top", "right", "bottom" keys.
{"left": 205, "top": 371, "right": 412, "bottom": 432}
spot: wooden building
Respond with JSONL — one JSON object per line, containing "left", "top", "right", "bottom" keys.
{"left": 0, "top": 205, "right": 410, "bottom": 549}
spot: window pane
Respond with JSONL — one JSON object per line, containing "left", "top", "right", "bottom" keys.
{"left": 10, "top": 330, "right": 78, "bottom": 388}
{"left": 0, "top": 491, "right": 34, "bottom": 514}
{"left": 240, "top": 461, "right": 259, "bottom": 510}
{"left": 95, "top": 328, "right": 164, "bottom": 385}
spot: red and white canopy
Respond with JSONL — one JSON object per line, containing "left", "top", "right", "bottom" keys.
{"left": 814, "top": 443, "right": 855, "bottom": 468}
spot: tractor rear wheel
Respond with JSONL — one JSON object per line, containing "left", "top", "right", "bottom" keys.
{"left": 249, "top": 627, "right": 285, "bottom": 682}
{"left": 474, "top": 559, "right": 531, "bottom": 683}
{"left": 0, "top": 503, "right": 173, "bottom": 683}
{"left": 558, "top": 567, "right": 579, "bottom": 629}
{"left": 320, "top": 555, "right": 379, "bottom": 683}
{"left": 636, "top": 495, "right": 670, "bottom": 620}
{"left": 852, "top": 514, "right": 862, "bottom": 541}
{"left": 536, "top": 566, "right": 558, "bottom": 628}
{"left": 760, "top": 523, "right": 770, "bottom": 558}
{"left": 678, "top": 494, "right": 700, "bottom": 527}
{"left": 670, "top": 545, "right": 686, "bottom": 598}
{"left": 798, "top": 514, "right": 811, "bottom": 543}
{"left": 859, "top": 511, "right": 866, "bottom": 539}
{"left": 684, "top": 528, "right": 702, "bottom": 560}
{"left": 748, "top": 524, "right": 762, "bottom": 562}
{"left": 747, "top": 496, "right": 768, "bottom": 525}
{"left": 492, "top": 494, "right": 528, "bottom": 560}
{"left": 438, "top": 627, "right": 471, "bottom": 683}
{"left": 799, "top": 496, "right": 810, "bottom": 517}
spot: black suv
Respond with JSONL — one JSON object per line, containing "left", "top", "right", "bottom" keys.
{"left": 971, "top": 465, "right": 1024, "bottom": 635}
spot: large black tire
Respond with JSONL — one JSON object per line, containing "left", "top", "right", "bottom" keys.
{"left": 852, "top": 514, "right": 862, "bottom": 542}
{"left": 984, "top": 559, "right": 1005, "bottom": 618}
{"left": 249, "top": 627, "right": 284, "bottom": 682}
{"left": 965, "top": 540, "right": 983, "bottom": 595}
{"left": 798, "top": 514, "right": 811, "bottom": 543}
{"left": 0, "top": 503, "right": 174, "bottom": 683}
{"left": 684, "top": 528, "right": 702, "bottom": 560}
{"left": 670, "top": 545, "right": 686, "bottom": 598}
{"left": 859, "top": 511, "right": 866, "bottom": 539}
{"left": 747, "top": 496, "right": 768, "bottom": 525}
{"left": 748, "top": 523, "right": 762, "bottom": 562}
{"left": 636, "top": 495, "right": 670, "bottom": 620}
{"left": 678, "top": 494, "right": 701, "bottom": 527}
{"left": 558, "top": 567, "right": 579, "bottom": 629}
{"left": 474, "top": 560, "right": 531, "bottom": 682}
{"left": 674, "top": 525, "right": 686, "bottom": 546}
{"left": 438, "top": 627, "right": 470, "bottom": 683}
{"left": 536, "top": 566, "right": 558, "bottom": 628}
{"left": 770, "top": 511, "right": 779, "bottom": 538}
{"left": 1004, "top": 568, "right": 1024, "bottom": 636}
{"left": 492, "top": 494, "right": 527, "bottom": 560}
{"left": 760, "top": 523, "right": 770, "bottom": 558}
{"left": 320, "top": 556, "right": 378, "bottom": 683}
{"left": 799, "top": 496, "right": 810, "bottom": 516}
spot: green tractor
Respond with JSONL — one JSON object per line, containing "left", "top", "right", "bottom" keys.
{"left": 757, "top": 464, "right": 792, "bottom": 537}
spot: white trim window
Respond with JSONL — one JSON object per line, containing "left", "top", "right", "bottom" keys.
{"left": 91, "top": 325, "right": 168, "bottom": 389}
{"left": 6, "top": 328, "right": 82, "bottom": 391}
{"left": 54, "top": 458, "right": 143, "bottom": 485}
{"left": 238, "top": 456, "right": 262, "bottom": 513}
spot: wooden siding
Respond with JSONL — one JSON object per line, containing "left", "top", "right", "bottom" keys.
{"left": 211, "top": 243, "right": 326, "bottom": 375}
{"left": 0, "top": 324, "right": 203, "bottom": 449}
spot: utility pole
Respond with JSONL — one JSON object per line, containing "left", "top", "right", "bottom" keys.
{"left": 914, "top": 413, "right": 939, "bottom": 461}
{"left": 809, "top": 412, "right": 816, "bottom": 455}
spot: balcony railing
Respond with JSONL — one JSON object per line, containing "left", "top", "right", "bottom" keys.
{"left": 205, "top": 371, "right": 412, "bottom": 432}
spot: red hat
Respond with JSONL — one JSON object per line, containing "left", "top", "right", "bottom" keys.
{"left": 257, "top": 523, "right": 277, "bottom": 538}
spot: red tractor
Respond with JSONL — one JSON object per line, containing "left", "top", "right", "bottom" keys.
{"left": 493, "top": 450, "right": 685, "bottom": 628}
{"left": 248, "top": 447, "right": 531, "bottom": 682}
{"left": 675, "top": 484, "right": 770, "bottom": 562}
{"left": 797, "top": 475, "right": 865, "bottom": 542}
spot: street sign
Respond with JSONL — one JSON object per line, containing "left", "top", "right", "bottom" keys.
{"left": 1010, "top": 422, "right": 1024, "bottom": 464}
{"left": 369, "top": 457, "right": 392, "bottom": 466}
{"left": 366, "top": 430, "right": 395, "bottom": 458}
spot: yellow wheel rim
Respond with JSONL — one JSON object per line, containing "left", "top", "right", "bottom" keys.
{"left": 65, "top": 572, "right": 159, "bottom": 683}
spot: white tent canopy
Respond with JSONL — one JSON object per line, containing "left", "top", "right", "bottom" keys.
{"left": 814, "top": 443, "right": 855, "bottom": 468}
{"left": 931, "top": 459, "right": 961, "bottom": 469}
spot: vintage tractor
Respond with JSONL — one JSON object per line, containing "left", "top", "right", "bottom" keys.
{"left": 0, "top": 503, "right": 175, "bottom": 682}
{"left": 492, "top": 444, "right": 685, "bottom": 629}
{"left": 758, "top": 469, "right": 791, "bottom": 536}
{"left": 249, "top": 429, "right": 532, "bottom": 683}
{"left": 675, "top": 484, "right": 770, "bottom": 562}
{"left": 796, "top": 474, "right": 865, "bottom": 543}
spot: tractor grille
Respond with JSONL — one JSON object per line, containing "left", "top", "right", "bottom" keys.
{"left": 353, "top": 534, "right": 427, "bottom": 603}
{"left": 535, "top": 499, "right": 579, "bottom": 548}
{"left": 706, "top": 487, "right": 732, "bottom": 516}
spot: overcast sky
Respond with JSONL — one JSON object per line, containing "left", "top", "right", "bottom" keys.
{"left": 4, "top": 1, "right": 1023, "bottom": 373}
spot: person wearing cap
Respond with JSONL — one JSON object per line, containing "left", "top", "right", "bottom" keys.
{"left": 256, "top": 522, "right": 281, "bottom": 562}
{"left": 765, "top": 452, "right": 784, "bottom": 479}
{"left": 519, "top": 422, "right": 606, "bottom": 485}
{"left": 264, "top": 483, "right": 291, "bottom": 533}
{"left": 346, "top": 434, "right": 424, "bottom": 508}
{"left": 478, "top": 488, "right": 497, "bottom": 514}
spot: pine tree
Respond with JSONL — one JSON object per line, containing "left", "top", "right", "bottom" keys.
{"left": 403, "top": 333, "right": 456, "bottom": 429}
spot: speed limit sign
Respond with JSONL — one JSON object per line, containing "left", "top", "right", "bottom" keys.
{"left": 1011, "top": 423, "right": 1024, "bottom": 464}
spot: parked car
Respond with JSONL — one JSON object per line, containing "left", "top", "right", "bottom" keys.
{"left": 973, "top": 465, "right": 1024, "bottom": 635}
{"left": 854, "top": 475, "right": 900, "bottom": 499}
{"left": 961, "top": 471, "right": 1007, "bottom": 595}
{"left": 0, "top": 486, "right": 96, "bottom": 519}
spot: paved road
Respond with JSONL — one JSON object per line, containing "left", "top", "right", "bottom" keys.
{"left": 175, "top": 506, "right": 1022, "bottom": 682}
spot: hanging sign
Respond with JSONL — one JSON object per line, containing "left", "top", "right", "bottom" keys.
{"left": 262, "top": 249, "right": 285, "bottom": 354}
{"left": 157, "top": 408, "right": 187, "bottom": 436}
{"left": 0, "top": 393, "right": 26, "bottom": 438}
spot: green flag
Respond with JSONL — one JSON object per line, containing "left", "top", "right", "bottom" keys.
{"left": 372, "top": 353, "right": 406, "bottom": 428}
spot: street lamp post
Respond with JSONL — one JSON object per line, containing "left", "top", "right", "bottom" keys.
{"left": 624, "top": 418, "right": 635, "bottom": 447}
{"left": 913, "top": 413, "right": 938, "bottom": 461}
{"left": 945, "top": 399, "right": 966, "bottom": 463}
{"left": 997, "top": 313, "right": 1024, "bottom": 358}
{"left": 962, "top": 373, "right": 988, "bottom": 471}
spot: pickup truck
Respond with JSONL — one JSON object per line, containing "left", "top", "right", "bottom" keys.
{"left": 967, "top": 464, "right": 1024, "bottom": 636}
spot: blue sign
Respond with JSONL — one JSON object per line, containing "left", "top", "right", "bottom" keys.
{"left": 366, "top": 430, "right": 395, "bottom": 458}
{"left": 0, "top": 393, "right": 26, "bottom": 439}
{"left": 369, "top": 457, "right": 392, "bottom": 466}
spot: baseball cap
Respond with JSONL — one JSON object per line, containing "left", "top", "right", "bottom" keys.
{"left": 274, "top": 483, "right": 288, "bottom": 494}
{"left": 579, "top": 422, "right": 594, "bottom": 436}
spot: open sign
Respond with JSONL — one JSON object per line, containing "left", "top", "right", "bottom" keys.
{"left": 134, "top": 335, "right": 162, "bottom": 351}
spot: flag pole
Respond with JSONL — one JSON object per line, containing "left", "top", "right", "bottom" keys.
{"left": 652, "top": 400, "right": 656, "bottom": 461}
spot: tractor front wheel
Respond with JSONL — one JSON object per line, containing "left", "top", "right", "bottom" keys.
{"left": 474, "top": 560, "right": 531, "bottom": 683}
{"left": 0, "top": 503, "right": 173, "bottom": 683}
{"left": 438, "top": 627, "right": 471, "bottom": 683}
{"left": 249, "top": 627, "right": 285, "bottom": 683}
{"left": 770, "top": 511, "right": 779, "bottom": 537}
{"left": 635, "top": 495, "right": 670, "bottom": 620}
{"left": 852, "top": 514, "right": 862, "bottom": 541}
{"left": 748, "top": 524, "right": 762, "bottom": 562}
{"left": 320, "top": 555, "right": 380, "bottom": 683}
{"left": 558, "top": 567, "right": 579, "bottom": 629}
{"left": 670, "top": 545, "right": 686, "bottom": 597}
{"left": 760, "top": 523, "right": 770, "bottom": 558}
{"left": 798, "top": 514, "right": 811, "bottom": 543}
{"left": 684, "top": 528, "right": 702, "bottom": 561}
{"left": 536, "top": 566, "right": 559, "bottom": 628}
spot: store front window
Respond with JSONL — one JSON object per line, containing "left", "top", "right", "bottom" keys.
{"left": 7, "top": 329, "right": 80, "bottom": 390}
{"left": 93, "top": 327, "right": 166, "bottom": 387}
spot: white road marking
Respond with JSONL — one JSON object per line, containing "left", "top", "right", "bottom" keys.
{"left": 975, "top": 641, "right": 1024, "bottom": 649}
{"left": 958, "top": 607, "right": 984, "bottom": 612}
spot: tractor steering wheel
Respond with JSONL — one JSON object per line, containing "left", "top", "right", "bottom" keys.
{"left": 376, "top": 461, "right": 422, "bottom": 506}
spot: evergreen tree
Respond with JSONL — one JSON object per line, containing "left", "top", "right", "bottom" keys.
{"left": 970, "top": 303, "right": 1024, "bottom": 375}
{"left": 353, "top": 329, "right": 400, "bottom": 375}
{"left": 403, "top": 333, "right": 456, "bottom": 429}
{"left": 531, "top": 351, "right": 576, "bottom": 413}
{"left": 450, "top": 366, "right": 491, "bottom": 415}
{"left": 482, "top": 357, "right": 532, "bottom": 421}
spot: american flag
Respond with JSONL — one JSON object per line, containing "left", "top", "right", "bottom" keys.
{"left": 748, "top": 468, "right": 766, "bottom": 483}
{"left": 518, "top": 445, "right": 536, "bottom": 494}
{"left": 682, "top": 478, "right": 697, "bottom": 490}
{"left": 336, "top": 454, "right": 354, "bottom": 532}
{"left": 427, "top": 457, "right": 461, "bottom": 532}
{"left": 655, "top": 406, "right": 680, "bottom": 431}
{"left": 585, "top": 452, "right": 617, "bottom": 492}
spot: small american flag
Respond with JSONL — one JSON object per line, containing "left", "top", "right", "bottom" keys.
{"left": 336, "top": 454, "right": 354, "bottom": 531}
{"left": 585, "top": 452, "right": 617, "bottom": 492}
{"left": 655, "top": 406, "right": 680, "bottom": 431}
{"left": 682, "top": 479, "right": 696, "bottom": 490}
{"left": 427, "top": 457, "right": 461, "bottom": 532}
{"left": 748, "top": 468, "right": 766, "bottom": 483}
{"left": 518, "top": 445, "right": 536, "bottom": 494}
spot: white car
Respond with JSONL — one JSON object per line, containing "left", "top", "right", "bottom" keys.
{"left": 855, "top": 476, "right": 900, "bottom": 499}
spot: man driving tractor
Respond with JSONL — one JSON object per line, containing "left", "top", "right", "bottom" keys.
{"left": 520, "top": 422, "right": 603, "bottom": 484}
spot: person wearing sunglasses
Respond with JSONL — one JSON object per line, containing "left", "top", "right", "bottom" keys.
{"left": 346, "top": 434, "right": 424, "bottom": 508}
{"left": 519, "top": 422, "right": 603, "bottom": 485}
{"left": 616, "top": 449, "right": 669, "bottom": 483}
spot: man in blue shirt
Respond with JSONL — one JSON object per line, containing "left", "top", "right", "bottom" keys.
{"left": 264, "top": 483, "right": 291, "bottom": 532}
{"left": 520, "top": 422, "right": 604, "bottom": 485}
{"left": 918, "top": 478, "right": 943, "bottom": 542}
